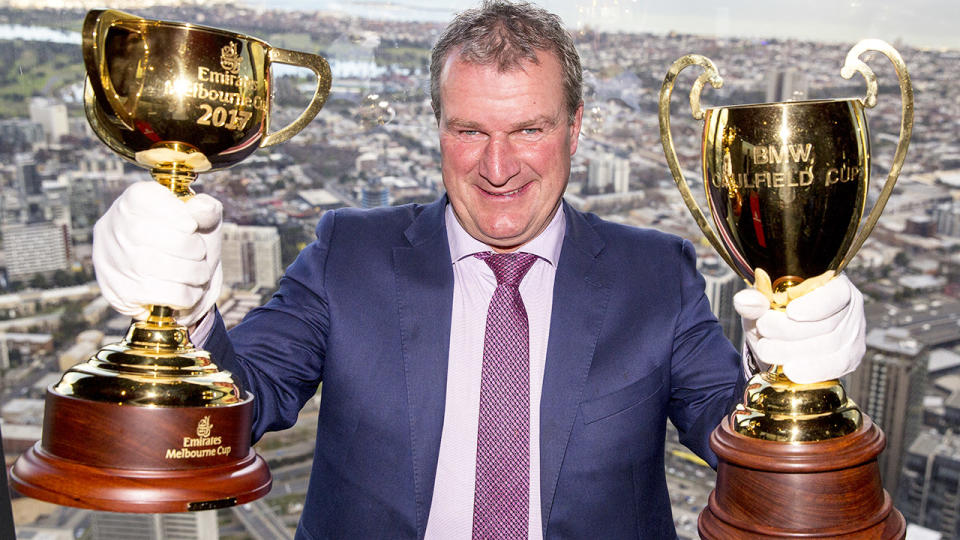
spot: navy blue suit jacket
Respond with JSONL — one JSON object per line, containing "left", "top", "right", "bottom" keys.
{"left": 206, "top": 197, "right": 742, "bottom": 539}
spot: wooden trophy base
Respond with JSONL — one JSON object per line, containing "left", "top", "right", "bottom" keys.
{"left": 699, "top": 414, "right": 905, "bottom": 539}
{"left": 10, "top": 388, "right": 272, "bottom": 513}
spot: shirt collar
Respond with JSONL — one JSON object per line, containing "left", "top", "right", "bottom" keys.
{"left": 445, "top": 202, "right": 566, "bottom": 266}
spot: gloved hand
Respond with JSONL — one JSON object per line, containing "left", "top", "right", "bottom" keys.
{"left": 734, "top": 271, "right": 865, "bottom": 384}
{"left": 93, "top": 181, "right": 223, "bottom": 327}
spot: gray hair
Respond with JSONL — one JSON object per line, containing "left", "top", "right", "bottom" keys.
{"left": 430, "top": 0, "right": 583, "bottom": 124}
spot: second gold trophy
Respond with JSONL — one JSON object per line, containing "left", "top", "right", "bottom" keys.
{"left": 660, "top": 40, "right": 912, "bottom": 538}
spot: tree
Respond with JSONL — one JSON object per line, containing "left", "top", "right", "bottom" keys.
{"left": 53, "top": 303, "right": 87, "bottom": 347}
{"left": 52, "top": 269, "right": 71, "bottom": 287}
{"left": 893, "top": 251, "right": 909, "bottom": 268}
{"left": 29, "top": 273, "right": 48, "bottom": 289}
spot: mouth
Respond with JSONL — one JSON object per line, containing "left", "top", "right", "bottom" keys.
{"left": 480, "top": 182, "right": 531, "bottom": 199}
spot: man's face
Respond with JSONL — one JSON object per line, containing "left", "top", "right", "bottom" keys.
{"left": 438, "top": 50, "right": 583, "bottom": 252}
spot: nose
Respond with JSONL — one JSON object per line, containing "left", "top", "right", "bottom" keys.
{"left": 478, "top": 135, "right": 521, "bottom": 187}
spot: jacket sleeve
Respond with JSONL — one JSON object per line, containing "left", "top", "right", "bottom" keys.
{"left": 205, "top": 210, "right": 338, "bottom": 442}
{"left": 667, "top": 239, "right": 745, "bottom": 467}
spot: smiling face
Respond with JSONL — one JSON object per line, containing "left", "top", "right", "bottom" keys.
{"left": 438, "top": 49, "right": 583, "bottom": 252}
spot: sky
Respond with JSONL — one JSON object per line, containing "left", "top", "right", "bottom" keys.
{"left": 242, "top": 0, "right": 960, "bottom": 50}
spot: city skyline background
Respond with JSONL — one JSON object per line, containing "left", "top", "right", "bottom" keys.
{"left": 251, "top": 0, "right": 960, "bottom": 49}
{"left": 2, "top": 0, "right": 959, "bottom": 50}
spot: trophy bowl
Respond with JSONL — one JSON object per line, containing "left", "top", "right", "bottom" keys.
{"left": 81, "top": 8, "right": 331, "bottom": 193}
{"left": 10, "top": 9, "right": 331, "bottom": 512}
{"left": 702, "top": 99, "right": 868, "bottom": 292}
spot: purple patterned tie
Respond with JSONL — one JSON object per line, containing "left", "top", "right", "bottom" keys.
{"left": 472, "top": 251, "right": 538, "bottom": 540}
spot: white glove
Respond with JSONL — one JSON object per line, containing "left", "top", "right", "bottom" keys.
{"left": 734, "top": 272, "right": 865, "bottom": 384}
{"left": 93, "top": 181, "right": 223, "bottom": 327}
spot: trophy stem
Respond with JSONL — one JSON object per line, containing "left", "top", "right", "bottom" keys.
{"left": 121, "top": 304, "right": 198, "bottom": 354}
{"left": 151, "top": 168, "right": 198, "bottom": 199}
{"left": 148, "top": 303, "right": 175, "bottom": 320}
{"left": 733, "top": 364, "right": 862, "bottom": 441}
{"left": 52, "top": 305, "right": 239, "bottom": 406}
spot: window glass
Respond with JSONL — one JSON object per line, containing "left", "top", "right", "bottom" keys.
{"left": 1, "top": 2, "right": 957, "bottom": 538}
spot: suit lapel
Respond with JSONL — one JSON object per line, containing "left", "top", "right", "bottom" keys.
{"left": 393, "top": 198, "right": 454, "bottom": 538}
{"left": 539, "top": 202, "right": 611, "bottom": 529}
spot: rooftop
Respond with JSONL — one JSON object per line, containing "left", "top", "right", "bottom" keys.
{"left": 298, "top": 188, "right": 342, "bottom": 207}
{"left": 866, "top": 327, "right": 924, "bottom": 356}
{"left": 930, "top": 349, "right": 960, "bottom": 375}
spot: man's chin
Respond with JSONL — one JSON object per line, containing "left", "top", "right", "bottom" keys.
{"left": 476, "top": 230, "right": 530, "bottom": 253}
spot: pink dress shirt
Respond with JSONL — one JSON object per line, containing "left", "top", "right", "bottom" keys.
{"left": 424, "top": 204, "right": 566, "bottom": 540}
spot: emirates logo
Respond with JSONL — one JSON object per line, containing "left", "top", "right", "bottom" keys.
{"left": 220, "top": 42, "right": 242, "bottom": 74}
{"left": 196, "top": 416, "right": 213, "bottom": 438}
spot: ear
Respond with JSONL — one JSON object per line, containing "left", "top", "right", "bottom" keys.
{"left": 568, "top": 102, "right": 584, "bottom": 155}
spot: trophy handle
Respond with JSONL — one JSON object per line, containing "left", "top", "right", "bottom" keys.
{"left": 81, "top": 9, "right": 144, "bottom": 130}
{"left": 836, "top": 39, "right": 914, "bottom": 273}
{"left": 658, "top": 55, "right": 746, "bottom": 280}
{"left": 261, "top": 48, "right": 333, "bottom": 147}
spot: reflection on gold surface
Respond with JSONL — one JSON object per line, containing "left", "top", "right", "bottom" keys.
{"left": 703, "top": 98, "right": 869, "bottom": 289}
{"left": 83, "top": 9, "right": 332, "bottom": 193}
{"left": 55, "top": 306, "right": 240, "bottom": 407}
{"left": 732, "top": 366, "right": 862, "bottom": 442}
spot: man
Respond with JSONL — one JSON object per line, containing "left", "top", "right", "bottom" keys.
{"left": 93, "top": 1, "right": 863, "bottom": 538}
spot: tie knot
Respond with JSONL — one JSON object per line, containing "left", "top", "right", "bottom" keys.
{"left": 475, "top": 252, "right": 538, "bottom": 287}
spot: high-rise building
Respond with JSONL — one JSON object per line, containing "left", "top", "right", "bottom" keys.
{"left": 222, "top": 223, "right": 283, "bottom": 290}
{"left": 698, "top": 255, "right": 745, "bottom": 348}
{"left": 361, "top": 183, "right": 390, "bottom": 208}
{"left": 765, "top": 68, "right": 809, "bottom": 102}
{"left": 0, "top": 183, "right": 23, "bottom": 227}
{"left": 845, "top": 327, "right": 928, "bottom": 497}
{"left": 932, "top": 201, "right": 960, "bottom": 237}
{"left": 9, "top": 158, "right": 45, "bottom": 224}
{"left": 17, "top": 159, "right": 42, "bottom": 198}
{"left": 586, "top": 153, "right": 630, "bottom": 194}
{"left": 66, "top": 172, "right": 108, "bottom": 242}
{"left": 88, "top": 510, "right": 217, "bottom": 540}
{"left": 0, "top": 118, "right": 44, "bottom": 152}
{"left": 1, "top": 221, "right": 71, "bottom": 282}
{"left": 42, "top": 181, "right": 72, "bottom": 227}
{"left": 28, "top": 97, "right": 69, "bottom": 145}
{"left": 897, "top": 429, "right": 960, "bottom": 537}
{"left": 2, "top": 156, "right": 69, "bottom": 228}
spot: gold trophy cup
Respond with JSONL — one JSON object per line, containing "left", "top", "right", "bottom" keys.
{"left": 659, "top": 40, "right": 912, "bottom": 538}
{"left": 10, "top": 9, "right": 332, "bottom": 512}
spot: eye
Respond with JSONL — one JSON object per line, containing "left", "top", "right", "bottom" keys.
{"left": 460, "top": 130, "right": 480, "bottom": 136}
{"left": 520, "top": 128, "right": 542, "bottom": 135}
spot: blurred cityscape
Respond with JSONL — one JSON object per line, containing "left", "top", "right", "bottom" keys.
{"left": 1, "top": 2, "right": 959, "bottom": 539}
